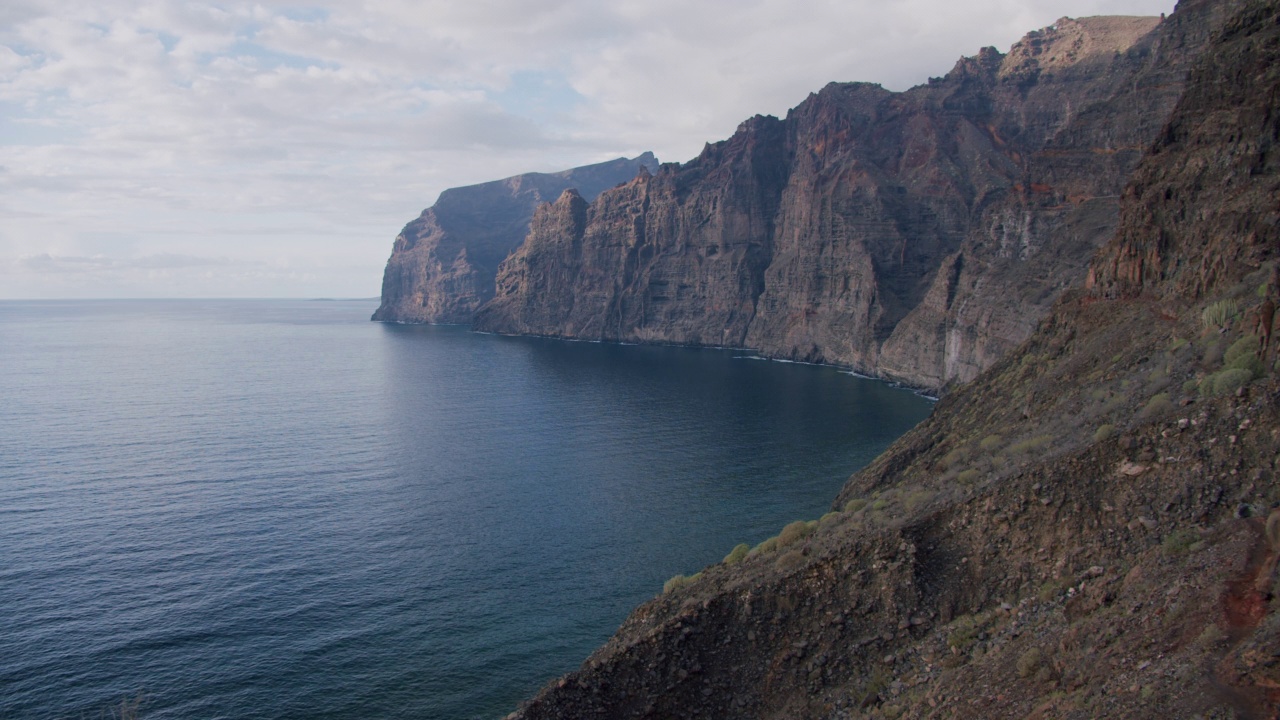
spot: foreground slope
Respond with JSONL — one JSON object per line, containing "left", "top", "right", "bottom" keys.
{"left": 372, "top": 153, "right": 657, "bottom": 324}
{"left": 475, "top": 4, "right": 1234, "bottom": 392}
{"left": 507, "top": 0, "right": 1280, "bottom": 716}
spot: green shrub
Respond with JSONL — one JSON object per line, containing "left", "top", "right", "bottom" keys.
{"left": 956, "top": 468, "right": 980, "bottom": 485}
{"left": 1162, "top": 528, "right": 1202, "bottom": 556}
{"left": 947, "top": 614, "right": 983, "bottom": 651}
{"left": 750, "top": 536, "right": 779, "bottom": 556}
{"left": 777, "top": 520, "right": 815, "bottom": 547}
{"left": 1202, "top": 341, "right": 1224, "bottom": 368}
{"left": 903, "top": 490, "right": 933, "bottom": 512}
{"left": 1170, "top": 337, "right": 1189, "bottom": 351}
{"left": 938, "top": 447, "right": 969, "bottom": 470}
{"left": 1038, "top": 579, "right": 1064, "bottom": 601}
{"left": 844, "top": 498, "right": 868, "bottom": 513}
{"left": 1007, "top": 435, "right": 1051, "bottom": 455}
{"left": 1201, "top": 299, "right": 1239, "bottom": 329}
{"left": 664, "top": 574, "right": 691, "bottom": 594}
{"left": 979, "top": 434, "right": 1004, "bottom": 452}
{"left": 1139, "top": 393, "right": 1172, "bottom": 420}
{"left": 1199, "top": 368, "right": 1253, "bottom": 397}
{"left": 1093, "top": 424, "right": 1115, "bottom": 443}
{"left": 871, "top": 498, "right": 890, "bottom": 511}
{"left": 1016, "top": 648, "right": 1043, "bottom": 678}
{"left": 1225, "top": 335, "right": 1265, "bottom": 377}
{"left": 723, "top": 543, "right": 750, "bottom": 565}
{"left": 775, "top": 549, "right": 805, "bottom": 571}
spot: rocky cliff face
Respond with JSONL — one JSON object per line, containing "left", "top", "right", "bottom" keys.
{"left": 505, "top": 0, "right": 1280, "bottom": 717}
{"left": 371, "top": 153, "right": 657, "bottom": 324}
{"left": 475, "top": 8, "right": 1233, "bottom": 392}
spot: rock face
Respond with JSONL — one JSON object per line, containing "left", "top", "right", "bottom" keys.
{"left": 371, "top": 153, "right": 658, "bottom": 324}
{"left": 506, "top": 0, "right": 1280, "bottom": 717}
{"left": 475, "top": 8, "right": 1232, "bottom": 392}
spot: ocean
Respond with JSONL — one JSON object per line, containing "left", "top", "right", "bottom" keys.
{"left": 0, "top": 299, "right": 932, "bottom": 720}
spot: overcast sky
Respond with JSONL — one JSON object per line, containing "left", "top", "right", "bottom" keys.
{"left": 0, "top": 0, "right": 1177, "bottom": 299}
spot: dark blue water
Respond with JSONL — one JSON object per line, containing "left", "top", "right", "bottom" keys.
{"left": 0, "top": 299, "right": 932, "bottom": 720}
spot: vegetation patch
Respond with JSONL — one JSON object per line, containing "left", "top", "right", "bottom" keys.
{"left": 1138, "top": 392, "right": 1172, "bottom": 420}
{"left": 777, "top": 520, "right": 816, "bottom": 547}
{"left": 1007, "top": 435, "right": 1052, "bottom": 455}
{"left": 723, "top": 543, "right": 749, "bottom": 566}
{"left": 1199, "top": 368, "right": 1253, "bottom": 397}
{"left": 1016, "top": 647, "right": 1044, "bottom": 679}
{"left": 1093, "top": 424, "right": 1115, "bottom": 443}
{"left": 844, "top": 498, "right": 868, "bottom": 513}
{"left": 1201, "top": 298, "right": 1239, "bottom": 329}
{"left": 979, "top": 434, "right": 1004, "bottom": 452}
{"left": 1162, "top": 528, "right": 1203, "bottom": 556}
{"left": 664, "top": 573, "right": 698, "bottom": 594}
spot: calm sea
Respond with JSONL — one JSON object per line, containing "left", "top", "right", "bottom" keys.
{"left": 0, "top": 299, "right": 932, "bottom": 720}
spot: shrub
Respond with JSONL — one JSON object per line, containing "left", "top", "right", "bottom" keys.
{"left": 723, "top": 543, "right": 750, "bottom": 565}
{"left": 750, "top": 536, "right": 779, "bottom": 556}
{"left": 1170, "top": 337, "right": 1189, "bottom": 351}
{"left": 1225, "top": 335, "right": 1265, "bottom": 377}
{"left": 903, "top": 490, "right": 933, "bottom": 512}
{"left": 1093, "top": 424, "right": 1115, "bottom": 443}
{"left": 1201, "top": 299, "right": 1239, "bottom": 329}
{"left": 1202, "top": 341, "right": 1224, "bottom": 368}
{"left": 1007, "top": 435, "right": 1051, "bottom": 455}
{"left": 777, "top": 520, "right": 815, "bottom": 547}
{"left": 1162, "top": 528, "right": 1202, "bottom": 556}
{"left": 956, "top": 468, "right": 980, "bottom": 485}
{"left": 979, "top": 434, "right": 1004, "bottom": 452}
{"left": 1038, "top": 579, "right": 1064, "bottom": 601}
{"left": 844, "top": 498, "right": 868, "bottom": 513}
{"left": 818, "top": 511, "right": 841, "bottom": 527}
{"left": 938, "top": 447, "right": 969, "bottom": 470}
{"left": 1139, "top": 393, "right": 1172, "bottom": 420}
{"left": 1016, "top": 648, "right": 1043, "bottom": 678}
{"left": 664, "top": 574, "right": 691, "bottom": 594}
{"left": 1199, "top": 368, "right": 1253, "bottom": 397}
{"left": 947, "top": 614, "right": 983, "bottom": 651}
{"left": 775, "top": 549, "right": 805, "bottom": 571}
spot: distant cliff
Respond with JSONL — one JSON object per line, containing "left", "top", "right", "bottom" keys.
{"left": 473, "top": 10, "right": 1230, "bottom": 392}
{"left": 372, "top": 153, "right": 658, "bottom": 324}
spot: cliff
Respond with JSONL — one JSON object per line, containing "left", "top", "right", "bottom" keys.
{"left": 474, "top": 8, "right": 1232, "bottom": 392}
{"left": 371, "top": 153, "right": 658, "bottom": 324}
{"left": 506, "top": 0, "right": 1280, "bottom": 717}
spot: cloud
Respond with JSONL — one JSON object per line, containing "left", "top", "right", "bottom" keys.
{"left": 0, "top": 0, "right": 1179, "bottom": 298}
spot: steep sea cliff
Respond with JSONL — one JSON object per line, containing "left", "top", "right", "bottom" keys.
{"left": 504, "top": 0, "right": 1280, "bottom": 716}
{"left": 373, "top": 153, "right": 658, "bottom": 324}
{"left": 469, "top": 8, "right": 1232, "bottom": 392}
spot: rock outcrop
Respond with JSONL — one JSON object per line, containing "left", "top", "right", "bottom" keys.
{"left": 475, "top": 7, "right": 1235, "bottom": 392}
{"left": 506, "top": 0, "right": 1280, "bottom": 717}
{"left": 372, "top": 153, "right": 657, "bottom": 324}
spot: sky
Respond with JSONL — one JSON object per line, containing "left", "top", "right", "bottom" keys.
{"left": 0, "top": 0, "right": 1178, "bottom": 299}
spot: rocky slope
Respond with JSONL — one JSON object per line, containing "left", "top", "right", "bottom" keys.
{"left": 371, "top": 153, "right": 657, "bottom": 324}
{"left": 505, "top": 0, "right": 1280, "bottom": 717}
{"left": 474, "top": 6, "right": 1236, "bottom": 392}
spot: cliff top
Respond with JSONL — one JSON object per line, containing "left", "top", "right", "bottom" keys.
{"left": 999, "top": 15, "right": 1163, "bottom": 78}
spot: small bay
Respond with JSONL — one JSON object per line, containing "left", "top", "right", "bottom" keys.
{"left": 0, "top": 299, "right": 932, "bottom": 720}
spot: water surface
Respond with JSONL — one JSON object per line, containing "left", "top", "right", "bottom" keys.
{"left": 0, "top": 299, "right": 932, "bottom": 719}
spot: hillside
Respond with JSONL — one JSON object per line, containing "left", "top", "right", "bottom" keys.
{"left": 504, "top": 0, "right": 1280, "bottom": 717}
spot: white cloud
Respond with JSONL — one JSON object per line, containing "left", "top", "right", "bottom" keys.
{"left": 0, "top": 0, "right": 1178, "bottom": 298}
